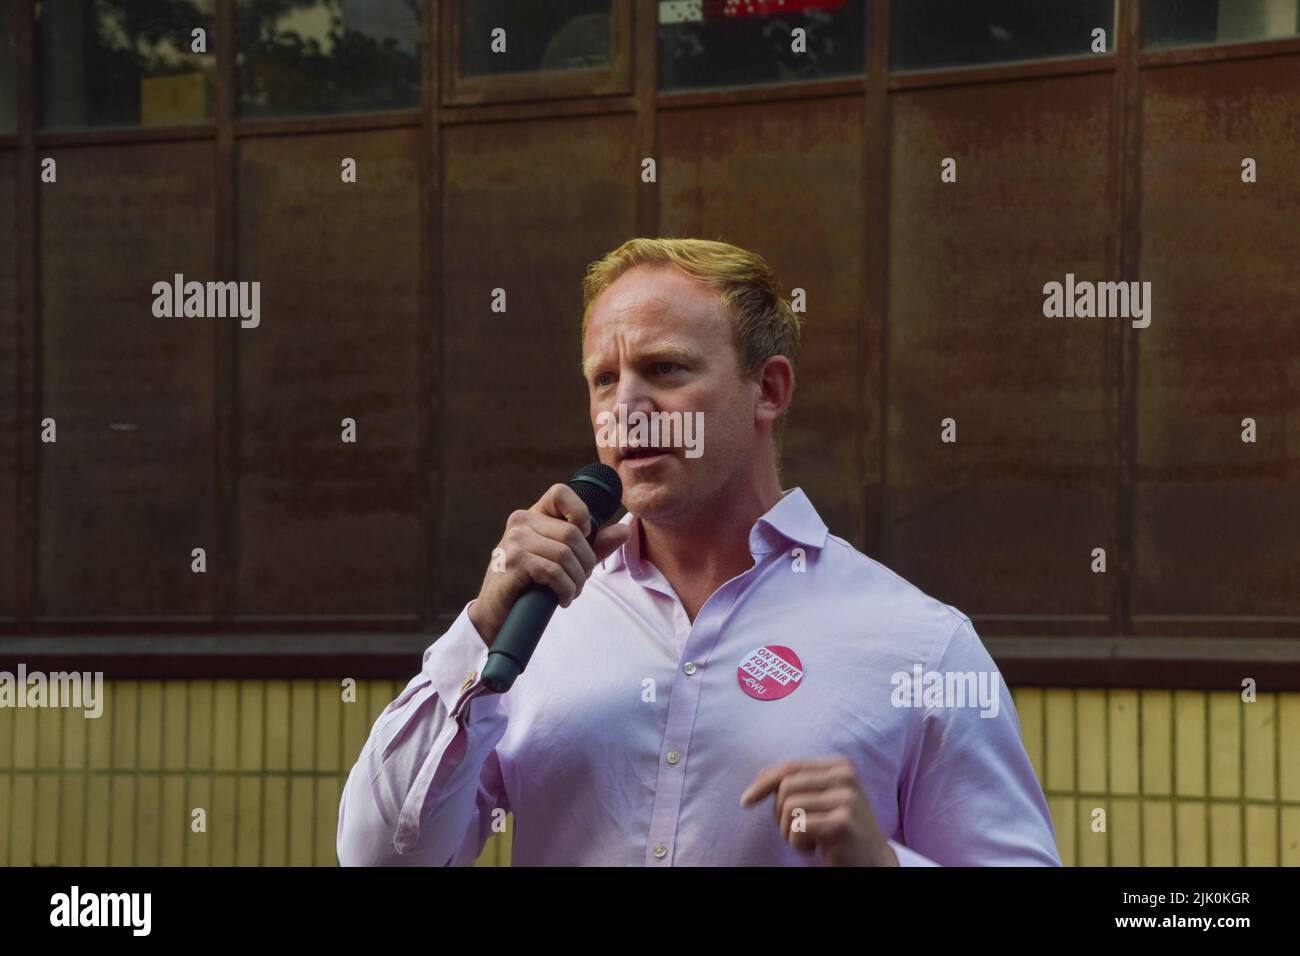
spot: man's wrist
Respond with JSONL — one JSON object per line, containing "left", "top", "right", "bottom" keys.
{"left": 467, "top": 600, "right": 499, "bottom": 649}
{"left": 871, "top": 839, "right": 900, "bottom": 867}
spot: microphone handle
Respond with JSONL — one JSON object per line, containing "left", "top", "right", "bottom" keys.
{"left": 481, "top": 584, "right": 559, "bottom": 693}
{"left": 480, "top": 524, "right": 603, "bottom": 694}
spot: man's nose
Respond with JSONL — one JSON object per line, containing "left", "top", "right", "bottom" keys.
{"left": 612, "top": 370, "right": 657, "bottom": 415}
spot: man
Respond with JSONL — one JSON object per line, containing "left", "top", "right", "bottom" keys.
{"left": 337, "top": 237, "right": 1060, "bottom": 866}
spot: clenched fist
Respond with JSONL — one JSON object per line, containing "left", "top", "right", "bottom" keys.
{"left": 468, "top": 482, "right": 632, "bottom": 648}
{"left": 740, "top": 757, "right": 899, "bottom": 866}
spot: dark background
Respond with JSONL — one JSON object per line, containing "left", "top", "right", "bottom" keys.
{"left": 1, "top": 0, "right": 1298, "bottom": 688}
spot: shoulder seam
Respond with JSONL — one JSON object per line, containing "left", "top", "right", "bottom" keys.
{"left": 822, "top": 533, "right": 970, "bottom": 630}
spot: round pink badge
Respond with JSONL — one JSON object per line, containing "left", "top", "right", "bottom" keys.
{"left": 737, "top": 645, "right": 804, "bottom": 701}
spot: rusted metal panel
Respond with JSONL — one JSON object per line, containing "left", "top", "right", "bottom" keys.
{"left": 438, "top": 113, "right": 639, "bottom": 614}
{"left": 236, "top": 130, "right": 422, "bottom": 617}
{"left": 38, "top": 142, "right": 218, "bottom": 617}
{"left": 659, "top": 95, "right": 869, "bottom": 545}
{"left": 1136, "top": 55, "right": 1300, "bottom": 622}
{"left": 886, "top": 73, "right": 1115, "bottom": 618}
{"left": 0, "top": 153, "right": 16, "bottom": 617}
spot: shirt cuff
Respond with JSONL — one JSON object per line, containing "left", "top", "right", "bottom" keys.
{"left": 424, "top": 599, "right": 499, "bottom": 722}
{"left": 888, "top": 839, "right": 939, "bottom": 866}
{"left": 392, "top": 602, "right": 503, "bottom": 854}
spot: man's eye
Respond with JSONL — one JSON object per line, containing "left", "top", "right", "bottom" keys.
{"left": 594, "top": 373, "right": 614, "bottom": 387}
{"left": 655, "top": 362, "right": 679, "bottom": 374}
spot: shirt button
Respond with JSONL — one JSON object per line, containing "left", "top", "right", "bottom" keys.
{"left": 683, "top": 662, "right": 697, "bottom": 675}
{"left": 666, "top": 750, "right": 680, "bottom": 765}
{"left": 653, "top": 843, "right": 668, "bottom": 860}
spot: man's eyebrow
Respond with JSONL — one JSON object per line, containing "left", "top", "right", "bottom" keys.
{"left": 645, "top": 345, "right": 703, "bottom": 364}
{"left": 581, "top": 347, "right": 704, "bottom": 380}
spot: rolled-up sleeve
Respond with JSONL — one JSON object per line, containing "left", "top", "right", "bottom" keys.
{"left": 892, "top": 618, "right": 1061, "bottom": 866}
{"left": 337, "top": 601, "right": 511, "bottom": 867}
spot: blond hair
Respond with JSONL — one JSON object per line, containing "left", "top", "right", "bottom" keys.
{"left": 581, "top": 237, "right": 802, "bottom": 457}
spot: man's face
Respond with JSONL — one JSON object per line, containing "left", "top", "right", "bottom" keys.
{"left": 582, "top": 264, "right": 759, "bottom": 523}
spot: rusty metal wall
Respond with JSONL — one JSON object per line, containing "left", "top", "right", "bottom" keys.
{"left": 38, "top": 143, "right": 218, "bottom": 618}
{"left": 235, "top": 130, "right": 422, "bottom": 618}
{"left": 438, "top": 113, "right": 640, "bottom": 611}
{"left": 886, "top": 74, "right": 1115, "bottom": 622}
{"left": 0, "top": 153, "right": 15, "bottom": 618}
{"left": 1135, "top": 55, "right": 1300, "bottom": 624}
{"left": 659, "top": 95, "right": 869, "bottom": 543}
{"left": 0, "top": 7, "right": 1296, "bottom": 689}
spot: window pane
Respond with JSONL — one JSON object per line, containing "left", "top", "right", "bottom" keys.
{"left": 461, "top": 0, "right": 612, "bottom": 76}
{"left": 1143, "top": 0, "right": 1300, "bottom": 48}
{"left": 0, "top": 2, "right": 15, "bottom": 133}
{"left": 659, "top": 0, "right": 866, "bottom": 92}
{"left": 890, "top": 0, "right": 1115, "bottom": 72}
{"left": 40, "top": 0, "right": 216, "bottom": 130}
{"left": 237, "top": 0, "right": 421, "bottom": 118}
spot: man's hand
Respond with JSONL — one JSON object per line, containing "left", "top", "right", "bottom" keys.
{"left": 740, "top": 757, "right": 898, "bottom": 866}
{"left": 468, "top": 482, "right": 631, "bottom": 648}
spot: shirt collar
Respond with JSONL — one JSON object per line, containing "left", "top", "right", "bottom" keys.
{"left": 602, "top": 487, "right": 829, "bottom": 576}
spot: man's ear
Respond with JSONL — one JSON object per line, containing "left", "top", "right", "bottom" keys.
{"left": 755, "top": 355, "right": 794, "bottom": 426}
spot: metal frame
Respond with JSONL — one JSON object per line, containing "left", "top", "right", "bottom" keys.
{"left": 3, "top": 0, "right": 1300, "bottom": 684}
{"left": 440, "top": 0, "right": 633, "bottom": 106}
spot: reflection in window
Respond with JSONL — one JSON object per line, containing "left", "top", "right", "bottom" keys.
{"left": 1143, "top": 0, "right": 1300, "bottom": 48}
{"left": 1, "top": 2, "right": 15, "bottom": 133}
{"left": 237, "top": 0, "right": 421, "bottom": 118}
{"left": 461, "top": 0, "right": 612, "bottom": 76}
{"left": 40, "top": 0, "right": 216, "bottom": 129}
{"left": 659, "top": 0, "right": 865, "bottom": 91}
{"left": 891, "top": 0, "right": 1115, "bottom": 71}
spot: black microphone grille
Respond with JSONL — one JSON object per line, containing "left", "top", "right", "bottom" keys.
{"left": 568, "top": 463, "right": 623, "bottom": 528}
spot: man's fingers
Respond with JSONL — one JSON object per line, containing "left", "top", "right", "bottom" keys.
{"left": 788, "top": 821, "right": 820, "bottom": 856}
{"left": 535, "top": 483, "right": 594, "bottom": 537}
{"left": 520, "top": 551, "right": 577, "bottom": 606}
{"left": 744, "top": 758, "right": 880, "bottom": 865}
{"left": 740, "top": 758, "right": 844, "bottom": 807}
{"left": 787, "top": 810, "right": 851, "bottom": 856}
{"left": 516, "top": 525, "right": 586, "bottom": 604}
{"left": 591, "top": 522, "right": 631, "bottom": 563}
{"left": 777, "top": 788, "right": 853, "bottom": 841}
{"left": 527, "top": 513, "right": 599, "bottom": 575}
{"left": 740, "top": 760, "right": 811, "bottom": 806}
{"left": 772, "top": 768, "right": 849, "bottom": 825}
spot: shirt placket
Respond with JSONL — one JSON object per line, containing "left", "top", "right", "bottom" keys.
{"left": 642, "top": 577, "right": 744, "bottom": 866}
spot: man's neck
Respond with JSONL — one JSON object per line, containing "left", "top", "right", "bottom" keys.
{"left": 638, "top": 478, "right": 783, "bottom": 620}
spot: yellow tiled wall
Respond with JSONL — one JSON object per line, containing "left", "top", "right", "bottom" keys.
{"left": 0, "top": 682, "right": 1295, "bottom": 866}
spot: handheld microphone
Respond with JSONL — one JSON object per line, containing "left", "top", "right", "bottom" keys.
{"left": 480, "top": 463, "right": 623, "bottom": 694}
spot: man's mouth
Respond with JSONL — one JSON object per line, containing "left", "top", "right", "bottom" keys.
{"left": 620, "top": 446, "right": 672, "bottom": 461}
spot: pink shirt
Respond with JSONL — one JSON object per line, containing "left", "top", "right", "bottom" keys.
{"left": 337, "top": 487, "right": 1060, "bottom": 866}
